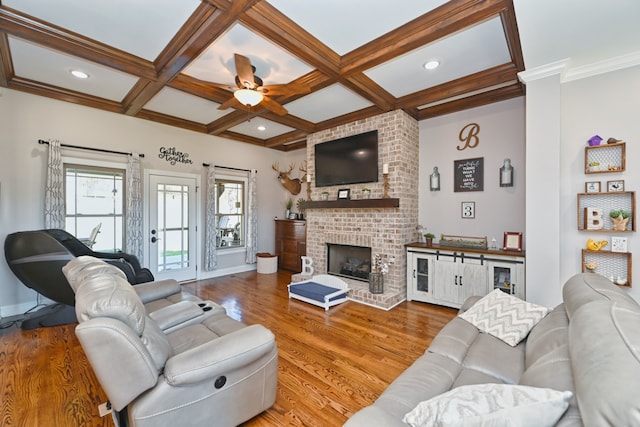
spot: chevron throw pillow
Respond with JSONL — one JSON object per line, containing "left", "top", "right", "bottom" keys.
{"left": 458, "top": 289, "right": 550, "bottom": 346}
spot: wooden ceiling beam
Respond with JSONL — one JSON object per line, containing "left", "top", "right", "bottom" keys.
{"left": 341, "top": 0, "right": 510, "bottom": 75}
{"left": 136, "top": 109, "right": 209, "bottom": 133}
{"left": 341, "top": 73, "right": 396, "bottom": 111}
{"left": 8, "top": 76, "right": 123, "bottom": 112}
{"left": 315, "top": 106, "right": 386, "bottom": 133}
{"left": 0, "top": 32, "right": 13, "bottom": 86}
{"left": 265, "top": 130, "right": 309, "bottom": 148}
{"left": 216, "top": 130, "right": 267, "bottom": 147}
{"left": 123, "top": 3, "right": 231, "bottom": 115}
{"left": 0, "top": 6, "right": 156, "bottom": 79}
{"left": 241, "top": 2, "right": 341, "bottom": 77}
{"left": 500, "top": 2, "right": 525, "bottom": 72}
{"left": 397, "top": 63, "right": 519, "bottom": 109}
{"left": 207, "top": 109, "right": 258, "bottom": 135}
{"left": 417, "top": 82, "right": 524, "bottom": 120}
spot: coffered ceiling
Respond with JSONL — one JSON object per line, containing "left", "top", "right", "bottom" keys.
{"left": 0, "top": 0, "right": 525, "bottom": 151}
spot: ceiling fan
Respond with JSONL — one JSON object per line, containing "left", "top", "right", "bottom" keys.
{"left": 214, "top": 54, "right": 310, "bottom": 116}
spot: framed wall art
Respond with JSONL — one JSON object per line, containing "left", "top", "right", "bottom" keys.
{"left": 461, "top": 201, "right": 475, "bottom": 219}
{"left": 337, "top": 188, "right": 351, "bottom": 199}
{"left": 454, "top": 157, "right": 484, "bottom": 192}
{"left": 503, "top": 231, "right": 523, "bottom": 251}
{"left": 607, "top": 180, "right": 624, "bottom": 192}
{"left": 585, "top": 181, "right": 601, "bottom": 193}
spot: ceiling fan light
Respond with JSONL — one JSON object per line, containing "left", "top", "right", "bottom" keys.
{"left": 234, "top": 89, "right": 263, "bottom": 106}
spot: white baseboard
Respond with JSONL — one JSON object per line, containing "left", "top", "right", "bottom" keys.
{"left": 197, "top": 264, "right": 257, "bottom": 281}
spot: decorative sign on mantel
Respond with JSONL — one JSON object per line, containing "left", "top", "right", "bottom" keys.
{"left": 454, "top": 157, "right": 484, "bottom": 192}
{"left": 158, "top": 147, "right": 193, "bottom": 165}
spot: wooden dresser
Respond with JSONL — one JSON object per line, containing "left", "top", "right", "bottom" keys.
{"left": 274, "top": 219, "right": 306, "bottom": 272}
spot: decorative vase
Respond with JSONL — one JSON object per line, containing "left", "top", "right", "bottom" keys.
{"left": 321, "top": 193, "right": 329, "bottom": 201}
{"left": 369, "top": 272, "right": 384, "bottom": 294}
{"left": 611, "top": 216, "right": 630, "bottom": 231}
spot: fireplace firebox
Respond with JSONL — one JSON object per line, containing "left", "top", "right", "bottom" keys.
{"left": 326, "top": 243, "right": 372, "bottom": 282}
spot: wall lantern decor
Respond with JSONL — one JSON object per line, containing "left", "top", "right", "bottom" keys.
{"left": 500, "top": 158, "right": 513, "bottom": 187}
{"left": 430, "top": 166, "right": 440, "bottom": 191}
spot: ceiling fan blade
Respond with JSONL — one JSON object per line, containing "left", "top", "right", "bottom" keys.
{"left": 235, "top": 53, "right": 255, "bottom": 89}
{"left": 207, "top": 82, "right": 237, "bottom": 92}
{"left": 217, "top": 95, "right": 241, "bottom": 110}
{"left": 260, "top": 96, "right": 288, "bottom": 115}
{"left": 261, "top": 83, "right": 311, "bottom": 97}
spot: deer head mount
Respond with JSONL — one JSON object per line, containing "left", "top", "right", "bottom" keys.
{"left": 272, "top": 161, "right": 306, "bottom": 195}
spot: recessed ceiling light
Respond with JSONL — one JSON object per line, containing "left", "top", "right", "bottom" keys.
{"left": 423, "top": 60, "right": 440, "bottom": 70}
{"left": 257, "top": 125, "right": 266, "bottom": 131}
{"left": 70, "top": 70, "right": 89, "bottom": 79}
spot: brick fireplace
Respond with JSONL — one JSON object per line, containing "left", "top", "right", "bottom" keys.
{"left": 303, "top": 110, "right": 419, "bottom": 310}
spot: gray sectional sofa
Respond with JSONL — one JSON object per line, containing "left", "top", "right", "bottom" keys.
{"left": 345, "top": 273, "right": 640, "bottom": 426}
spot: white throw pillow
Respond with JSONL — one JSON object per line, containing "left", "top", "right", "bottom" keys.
{"left": 403, "top": 384, "right": 573, "bottom": 427}
{"left": 458, "top": 289, "right": 550, "bottom": 346}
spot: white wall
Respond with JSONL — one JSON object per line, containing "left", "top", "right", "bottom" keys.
{"left": 0, "top": 88, "right": 305, "bottom": 316}
{"left": 419, "top": 97, "right": 526, "bottom": 249}
{"left": 560, "top": 65, "right": 640, "bottom": 302}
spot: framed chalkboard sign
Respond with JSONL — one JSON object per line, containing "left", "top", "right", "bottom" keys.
{"left": 454, "top": 157, "right": 484, "bottom": 192}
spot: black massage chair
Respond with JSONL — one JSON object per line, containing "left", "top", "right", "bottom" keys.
{"left": 4, "top": 229, "right": 153, "bottom": 329}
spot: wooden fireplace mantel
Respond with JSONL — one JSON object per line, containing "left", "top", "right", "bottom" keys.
{"left": 300, "top": 198, "right": 400, "bottom": 209}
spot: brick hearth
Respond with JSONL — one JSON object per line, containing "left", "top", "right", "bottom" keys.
{"left": 303, "top": 110, "right": 419, "bottom": 310}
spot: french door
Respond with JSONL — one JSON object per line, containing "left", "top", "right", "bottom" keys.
{"left": 147, "top": 172, "right": 198, "bottom": 282}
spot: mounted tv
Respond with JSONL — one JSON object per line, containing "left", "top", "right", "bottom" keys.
{"left": 314, "top": 130, "right": 378, "bottom": 187}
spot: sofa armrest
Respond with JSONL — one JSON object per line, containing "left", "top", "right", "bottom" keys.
{"left": 148, "top": 300, "right": 204, "bottom": 330}
{"left": 343, "top": 406, "right": 408, "bottom": 427}
{"left": 134, "top": 279, "right": 182, "bottom": 303}
{"left": 164, "top": 324, "right": 276, "bottom": 386}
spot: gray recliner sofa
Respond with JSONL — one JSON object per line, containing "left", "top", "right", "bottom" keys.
{"left": 63, "top": 257, "right": 278, "bottom": 427}
{"left": 345, "top": 273, "right": 640, "bottom": 426}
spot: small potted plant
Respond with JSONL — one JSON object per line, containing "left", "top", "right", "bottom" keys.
{"left": 424, "top": 232, "right": 436, "bottom": 247}
{"left": 321, "top": 191, "right": 329, "bottom": 201}
{"left": 610, "top": 209, "right": 631, "bottom": 231}
{"left": 361, "top": 188, "right": 371, "bottom": 199}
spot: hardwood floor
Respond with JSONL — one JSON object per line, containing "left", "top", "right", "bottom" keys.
{"left": 0, "top": 270, "right": 456, "bottom": 426}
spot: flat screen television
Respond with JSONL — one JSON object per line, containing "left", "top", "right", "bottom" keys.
{"left": 314, "top": 130, "right": 378, "bottom": 187}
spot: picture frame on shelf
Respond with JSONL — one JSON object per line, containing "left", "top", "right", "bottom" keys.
{"left": 611, "top": 236, "right": 628, "bottom": 253}
{"left": 503, "top": 231, "right": 523, "bottom": 252}
{"left": 337, "top": 188, "right": 351, "bottom": 200}
{"left": 585, "top": 181, "right": 601, "bottom": 193}
{"left": 607, "top": 180, "right": 624, "bottom": 192}
{"left": 461, "top": 201, "right": 475, "bottom": 219}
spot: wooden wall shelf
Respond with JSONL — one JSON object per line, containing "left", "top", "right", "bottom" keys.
{"left": 300, "top": 198, "right": 400, "bottom": 209}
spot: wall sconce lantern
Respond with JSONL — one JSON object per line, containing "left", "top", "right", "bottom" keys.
{"left": 430, "top": 166, "right": 440, "bottom": 191}
{"left": 500, "top": 158, "right": 514, "bottom": 187}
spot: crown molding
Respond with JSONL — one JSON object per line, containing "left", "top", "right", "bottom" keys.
{"left": 517, "top": 59, "right": 569, "bottom": 84}
{"left": 563, "top": 50, "right": 640, "bottom": 82}
{"left": 518, "top": 50, "right": 640, "bottom": 85}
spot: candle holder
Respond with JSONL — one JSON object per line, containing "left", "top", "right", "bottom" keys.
{"left": 306, "top": 181, "right": 312, "bottom": 201}
{"left": 383, "top": 173, "right": 390, "bottom": 198}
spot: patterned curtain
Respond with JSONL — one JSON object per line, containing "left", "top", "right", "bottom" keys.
{"left": 245, "top": 169, "right": 258, "bottom": 264}
{"left": 44, "top": 139, "right": 65, "bottom": 229}
{"left": 126, "top": 153, "right": 144, "bottom": 262}
{"left": 203, "top": 165, "right": 218, "bottom": 271}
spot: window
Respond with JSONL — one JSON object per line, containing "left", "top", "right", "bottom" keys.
{"left": 65, "top": 164, "right": 125, "bottom": 251}
{"left": 215, "top": 178, "right": 245, "bottom": 249}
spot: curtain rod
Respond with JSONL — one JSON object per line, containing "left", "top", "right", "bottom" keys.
{"left": 38, "top": 139, "right": 145, "bottom": 158}
{"left": 202, "top": 163, "right": 255, "bottom": 173}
